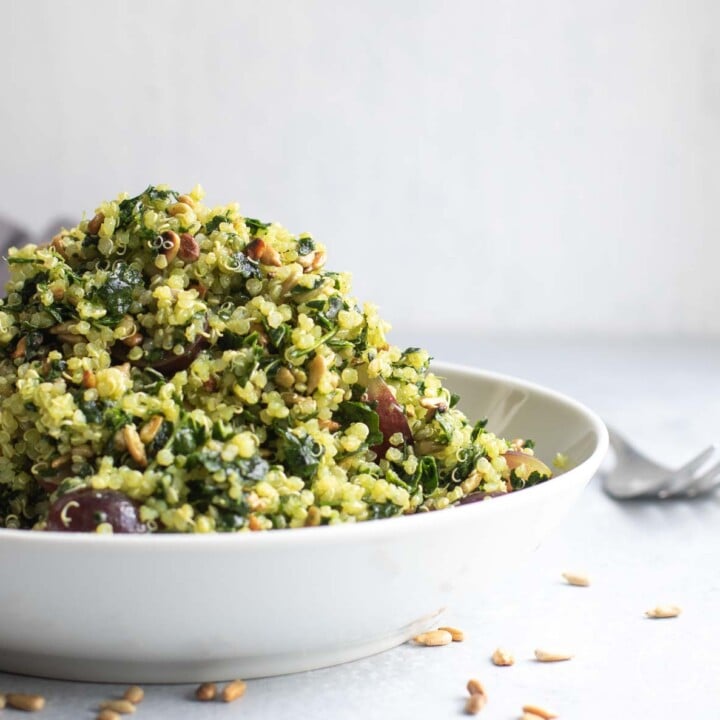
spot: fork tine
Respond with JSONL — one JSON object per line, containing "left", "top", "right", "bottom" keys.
{"left": 658, "top": 447, "right": 720, "bottom": 498}
{"left": 685, "top": 457, "right": 720, "bottom": 497}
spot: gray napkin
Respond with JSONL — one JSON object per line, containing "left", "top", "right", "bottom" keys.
{"left": 0, "top": 217, "right": 75, "bottom": 289}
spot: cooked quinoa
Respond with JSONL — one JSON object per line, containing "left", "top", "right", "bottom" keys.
{"left": 0, "top": 185, "right": 551, "bottom": 533}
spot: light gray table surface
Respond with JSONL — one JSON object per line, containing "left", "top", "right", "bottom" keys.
{"left": 1, "top": 335, "right": 719, "bottom": 719}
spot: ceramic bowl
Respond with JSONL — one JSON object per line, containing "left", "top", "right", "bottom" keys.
{"left": 0, "top": 362, "right": 607, "bottom": 682}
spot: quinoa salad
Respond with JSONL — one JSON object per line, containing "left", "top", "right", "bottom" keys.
{"left": 0, "top": 185, "right": 552, "bottom": 533}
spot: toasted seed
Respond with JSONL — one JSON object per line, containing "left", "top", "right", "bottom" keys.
{"left": 51, "top": 234, "right": 67, "bottom": 258}
{"left": 310, "top": 248, "right": 327, "bottom": 270}
{"left": 305, "top": 505, "right": 322, "bottom": 527}
{"left": 139, "top": 415, "right": 164, "bottom": 444}
{"left": 420, "top": 396, "right": 449, "bottom": 411}
{"left": 178, "top": 194, "right": 195, "bottom": 208}
{"left": 168, "top": 202, "right": 193, "bottom": 217}
{"left": 562, "top": 571, "right": 590, "bottom": 587}
{"left": 260, "top": 244, "right": 282, "bottom": 267}
{"left": 51, "top": 454, "right": 71, "bottom": 469}
{"left": 221, "top": 679, "right": 247, "bottom": 703}
{"left": 195, "top": 682, "right": 217, "bottom": 701}
{"left": 58, "top": 333, "right": 85, "bottom": 345}
{"left": 522, "top": 704, "right": 557, "bottom": 719}
{"left": 123, "top": 686, "right": 144, "bottom": 704}
{"left": 97, "top": 710, "right": 122, "bottom": 720}
{"left": 460, "top": 470, "right": 482, "bottom": 494}
{"left": 83, "top": 369, "right": 97, "bottom": 388}
{"left": 122, "top": 332, "right": 144, "bottom": 348}
{"left": 274, "top": 366, "right": 295, "bottom": 389}
{"left": 245, "top": 237, "right": 266, "bottom": 261}
{"left": 465, "top": 693, "right": 487, "bottom": 714}
{"left": 645, "top": 604, "right": 682, "bottom": 619}
{"left": 438, "top": 626, "right": 465, "bottom": 642}
{"left": 11, "top": 336, "right": 27, "bottom": 359}
{"left": 413, "top": 630, "right": 453, "bottom": 647}
{"left": 521, "top": 714, "right": 546, "bottom": 720}
{"left": 160, "top": 230, "right": 180, "bottom": 262}
{"left": 466, "top": 678, "right": 486, "bottom": 696}
{"left": 123, "top": 425, "right": 148, "bottom": 468}
{"left": 178, "top": 233, "right": 200, "bottom": 262}
{"left": 99, "top": 699, "right": 136, "bottom": 714}
{"left": 306, "top": 354, "right": 327, "bottom": 394}
{"left": 87, "top": 212, "right": 104, "bottom": 235}
{"left": 534, "top": 648, "right": 574, "bottom": 662}
{"left": 6, "top": 693, "right": 46, "bottom": 712}
{"left": 491, "top": 648, "right": 515, "bottom": 666}
{"left": 318, "top": 418, "right": 341, "bottom": 432}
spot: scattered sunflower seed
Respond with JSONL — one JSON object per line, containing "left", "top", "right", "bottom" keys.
{"left": 97, "top": 710, "right": 121, "bottom": 720}
{"left": 195, "top": 682, "right": 217, "bottom": 701}
{"left": 99, "top": 699, "right": 136, "bottom": 714}
{"left": 413, "top": 629, "right": 453, "bottom": 647}
{"left": 645, "top": 604, "right": 682, "bottom": 619}
{"left": 123, "top": 686, "right": 144, "bottom": 704}
{"left": 221, "top": 679, "right": 247, "bottom": 703}
{"left": 561, "top": 571, "right": 590, "bottom": 587}
{"left": 465, "top": 692, "right": 487, "bottom": 714}
{"left": 6, "top": 693, "right": 46, "bottom": 712}
{"left": 438, "top": 626, "right": 465, "bottom": 642}
{"left": 522, "top": 703, "right": 558, "bottom": 719}
{"left": 534, "top": 648, "right": 574, "bottom": 662}
{"left": 466, "top": 678, "right": 486, "bottom": 696}
{"left": 491, "top": 647, "right": 515, "bottom": 666}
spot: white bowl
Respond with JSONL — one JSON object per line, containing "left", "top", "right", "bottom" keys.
{"left": 0, "top": 363, "right": 607, "bottom": 683}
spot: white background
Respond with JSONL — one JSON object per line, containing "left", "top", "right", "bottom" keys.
{"left": 1, "top": 0, "right": 718, "bottom": 337}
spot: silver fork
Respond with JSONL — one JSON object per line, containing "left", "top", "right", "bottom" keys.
{"left": 602, "top": 426, "right": 720, "bottom": 499}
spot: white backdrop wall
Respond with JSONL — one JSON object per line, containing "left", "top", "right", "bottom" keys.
{"left": 1, "top": 0, "right": 718, "bottom": 337}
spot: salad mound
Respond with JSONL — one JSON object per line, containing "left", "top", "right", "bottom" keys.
{"left": 0, "top": 185, "right": 551, "bottom": 533}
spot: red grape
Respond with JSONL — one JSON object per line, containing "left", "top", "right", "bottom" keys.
{"left": 46, "top": 489, "right": 147, "bottom": 533}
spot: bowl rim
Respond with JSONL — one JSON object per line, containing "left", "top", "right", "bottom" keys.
{"left": 0, "top": 361, "right": 608, "bottom": 550}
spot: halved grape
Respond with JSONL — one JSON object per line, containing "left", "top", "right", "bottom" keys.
{"left": 46, "top": 489, "right": 147, "bottom": 533}
{"left": 366, "top": 377, "right": 413, "bottom": 458}
{"left": 502, "top": 450, "right": 552, "bottom": 477}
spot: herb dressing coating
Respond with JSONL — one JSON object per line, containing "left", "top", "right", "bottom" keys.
{"left": 0, "top": 185, "right": 551, "bottom": 533}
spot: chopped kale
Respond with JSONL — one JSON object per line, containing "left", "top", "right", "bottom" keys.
{"left": 77, "top": 398, "right": 104, "bottom": 425}
{"left": 91, "top": 262, "right": 144, "bottom": 322}
{"left": 297, "top": 237, "right": 315, "bottom": 255}
{"left": 266, "top": 323, "right": 287, "bottom": 350}
{"left": 325, "top": 294, "right": 344, "bottom": 320}
{"left": 276, "top": 427, "right": 323, "bottom": 481}
{"left": 205, "top": 214, "right": 230, "bottom": 234}
{"left": 103, "top": 405, "right": 131, "bottom": 432}
{"left": 117, "top": 192, "right": 144, "bottom": 230}
{"left": 228, "top": 252, "right": 260, "bottom": 279}
{"left": 19, "top": 271, "right": 49, "bottom": 304}
{"left": 413, "top": 456, "right": 439, "bottom": 494}
{"left": 434, "top": 413, "right": 455, "bottom": 445}
{"left": 369, "top": 502, "right": 403, "bottom": 520}
{"left": 336, "top": 401, "right": 383, "bottom": 446}
{"left": 146, "top": 420, "right": 172, "bottom": 458}
{"left": 471, "top": 418, "right": 489, "bottom": 442}
{"left": 173, "top": 418, "right": 207, "bottom": 455}
{"left": 146, "top": 187, "right": 179, "bottom": 203}
{"left": 44, "top": 358, "right": 68, "bottom": 380}
{"left": 244, "top": 217, "right": 270, "bottom": 233}
{"left": 23, "top": 331, "right": 46, "bottom": 361}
